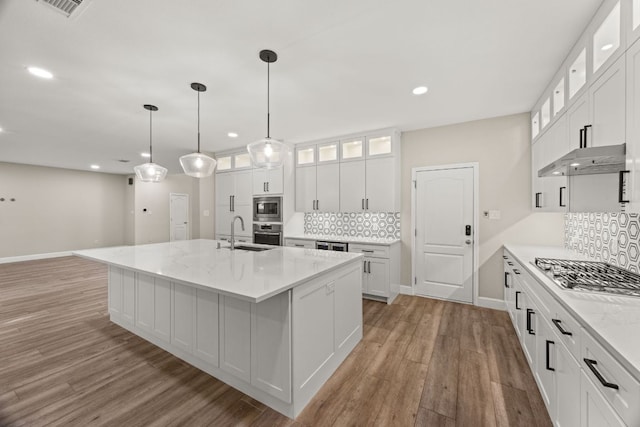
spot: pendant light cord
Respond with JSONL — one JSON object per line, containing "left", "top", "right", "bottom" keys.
{"left": 197, "top": 89, "right": 201, "bottom": 153}
{"left": 267, "top": 59, "right": 270, "bottom": 139}
{"left": 149, "top": 108, "right": 153, "bottom": 163}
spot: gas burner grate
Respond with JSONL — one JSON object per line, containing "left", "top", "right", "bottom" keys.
{"left": 533, "top": 257, "right": 640, "bottom": 297}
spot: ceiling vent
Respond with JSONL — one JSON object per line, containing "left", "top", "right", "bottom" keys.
{"left": 36, "top": 0, "right": 92, "bottom": 18}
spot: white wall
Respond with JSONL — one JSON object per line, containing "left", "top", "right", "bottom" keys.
{"left": 401, "top": 113, "right": 564, "bottom": 300}
{"left": 134, "top": 174, "right": 200, "bottom": 244}
{"left": 0, "top": 162, "right": 127, "bottom": 257}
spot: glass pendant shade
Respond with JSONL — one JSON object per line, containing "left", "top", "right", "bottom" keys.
{"left": 247, "top": 138, "right": 286, "bottom": 169}
{"left": 134, "top": 162, "right": 168, "bottom": 182}
{"left": 135, "top": 104, "right": 167, "bottom": 183}
{"left": 248, "top": 50, "right": 286, "bottom": 170}
{"left": 180, "top": 152, "right": 217, "bottom": 177}
{"left": 180, "top": 82, "right": 216, "bottom": 178}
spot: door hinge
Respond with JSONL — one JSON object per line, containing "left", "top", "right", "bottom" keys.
{"left": 413, "top": 180, "right": 416, "bottom": 188}
{"left": 414, "top": 277, "right": 417, "bottom": 285}
{"left": 415, "top": 229, "right": 417, "bottom": 237}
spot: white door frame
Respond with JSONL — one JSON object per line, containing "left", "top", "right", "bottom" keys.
{"left": 170, "top": 192, "right": 190, "bottom": 241}
{"left": 411, "top": 162, "right": 479, "bottom": 305}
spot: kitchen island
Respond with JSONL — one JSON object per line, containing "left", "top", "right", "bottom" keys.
{"left": 74, "top": 239, "right": 363, "bottom": 418}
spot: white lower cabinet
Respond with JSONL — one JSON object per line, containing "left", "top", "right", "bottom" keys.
{"left": 219, "top": 295, "right": 252, "bottom": 383}
{"left": 106, "top": 263, "right": 361, "bottom": 418}
{"left": 194, "top": 288, "right": 219, "bottom": 366}
{"left": 122, "top": 270, "right": 135, "bottom": 326}
{"left": 171, "top": 283, "right": 194, "bottom": 353}
{"left": 135, "top": 275, "right": 171, "bottom": 342}
{"left": 503, "top": 249, "right": 640, "bottom": 427}
{"left": 251, "top": 291, "right": 291, "bottom": 402}
{"left": 349, "top": 242, "right": 400, "bottom": 304}
{"left": 581, "top": 372, "right": 625, "bottom": 426}
{"left": 284, "top": 238, "right": 316, "bottom": 249}
{"left": 556, "top": 340, "right": 581, "bottom": 427}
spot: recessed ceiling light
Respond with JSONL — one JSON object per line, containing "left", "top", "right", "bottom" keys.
{"left": 0, "top": 127, "right": 3, "bottom": 132}
{"left": 90, "top": 164, "right": 100, "bottom": 170}
{"left": 27, "top": 66, "right": 53, "bottom": 79}
{"left": 552, "top": 171, "right": 560, "bottom": 175}
{"left": 601, "top": 44, "right": 614, "bottom": 51}
{"left": 570, "top": 162, "right": 580, "bottom": 167}
{"left": 412, "top": 86, "right": 428, "bottom": 95}
{"left": 141, "top": 152, "right": 151, "bottom": 158}
{"left": 228, "top": 132, "right": 238, "bottom": 138}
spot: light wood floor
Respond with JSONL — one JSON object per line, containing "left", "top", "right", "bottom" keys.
{"left": 0, "top": 256, "right": 552, "bottom": 427}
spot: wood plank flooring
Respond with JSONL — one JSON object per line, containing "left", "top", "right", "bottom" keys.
{"left": 0, "top": 256, "right": 552, "bottom": 426}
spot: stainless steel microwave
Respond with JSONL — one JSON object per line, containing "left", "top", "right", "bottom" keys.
{"left": 253, "top": 196, "right": 282, "bottom": 222}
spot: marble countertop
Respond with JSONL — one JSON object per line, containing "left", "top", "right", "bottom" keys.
{"left": 505, "top": 244, "right": 640, "bottom": 381}
{"left": 74, "top": 239, "right": 362, "bottom": 303}
{"left": 284, "top": 234, "right": 400, "bottom": 246}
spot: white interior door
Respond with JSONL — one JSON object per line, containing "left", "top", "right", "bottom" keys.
{"left": 414, "top": 166, "right": 474, "bottom": 303}
{"left": 170, "top": 193, "right": 189, "bottom": 241}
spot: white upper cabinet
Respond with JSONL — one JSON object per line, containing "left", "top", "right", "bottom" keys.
{"left": 366, "top": 135, "right": 393, "bottom": 158}
{"left": 593, "top": 1, "right": 622, "bottom": 76}
{"left": 626, "top": 38, "right": 640, "bottom": 212}
{"left": 632, "top": 0, "right": 640, "bottom": 44}
{"left": 532, "top": 112, "right": 540, "bottom": 140}
{"left": 569, "top": 47, "right": 588, "bottom": 100}
{"left": 589, "top": 55, "right": 626, "bottom": 147}
{"left": 541, "top": 98, "right": 551, "bottom": 130}
{"left": 340, "top": 138, "right": 364, "bottom": 161}
{"left": 296, "top": 146, "right": 315, "bottom": 166}
{"left": 253, "top": 166, "right": 283, "bottom": 195}
{"left": 318, "top": 142, "right": 339, "bottom": 163}
{"left": 215, "top": 150, "right": 252, "bottom": 173}
{"left": 295, "top": 129, "right": 399, "bottom": 213}
{"left": 553, "top": 78, "right": 566, "bottom": 117}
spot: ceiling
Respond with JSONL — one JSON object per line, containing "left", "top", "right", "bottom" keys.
{"left": 0, "top": 0, "right": 603, "bottom": 175}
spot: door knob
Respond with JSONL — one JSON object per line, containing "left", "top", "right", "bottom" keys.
{"left": 465, "top": 239, "right": 472, "bottom": 245}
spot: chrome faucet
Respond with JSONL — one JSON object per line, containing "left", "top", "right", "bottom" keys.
{"left": 230, "top": 215, "right": 245, "bottom": 250}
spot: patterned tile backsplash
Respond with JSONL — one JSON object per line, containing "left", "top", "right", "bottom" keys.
{"left": 565, "top": 213, "right": 640, "bottom": 272}
{"left": 304, "top": 212, "right": 401, "bottom": 239}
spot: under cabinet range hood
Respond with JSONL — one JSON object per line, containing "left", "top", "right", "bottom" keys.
{"left": 538, "top": 144, "right": 626, "bottom": 177}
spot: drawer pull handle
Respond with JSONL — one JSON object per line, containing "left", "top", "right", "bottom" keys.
{"left": 584, "top": 358, "right": 619, "bottom": 390}
{"left": 513, "top": 269, "right": 521, "bottom": 275}
{"left": 503, "top": 255, "right": 508, "bottom": 260}
{"left": 361, "top": 249, "right": 374, "bottom": 253}
{"left": 504, "top": 272, "right": 510, "bottom": 289}
{"left": 526, "top": 309, "right": 535, "bottom": 335}
{"left": 507, "top": 262, "right": 514, "bottom": 266}
{"left": 294, "top": 244, "right": 305, "bottom": 247}
{"left": 515, "top": 291, "right": 521, "bottom": 310}
{"left": 552, "top": 319, "right": 573, "bottom": 336}
{"left": 546, "top": 340, "right": 555, "bottom": 371}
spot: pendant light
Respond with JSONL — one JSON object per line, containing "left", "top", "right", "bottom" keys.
{"left": 180, "top": 83, "right": 217, "bottom": 177}
{"left": 134, "top": 104, "right": 167, "bottom": 182}
{"left": 247, "top": 49, "right": 287, "bottom": 169}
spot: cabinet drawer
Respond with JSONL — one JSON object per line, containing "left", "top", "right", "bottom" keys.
{"left": 581, "top": 330, "right": 640, "bottom": 426}
{"left": 349, "top": 243, "right": 389, "bottom": 258}
{"left": 285, "top": 238, "right": 315, "bottom": 249}
{"left": 550, "top": 302, "right": 582, "bottom": 363}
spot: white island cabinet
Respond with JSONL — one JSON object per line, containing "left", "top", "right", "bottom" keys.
{"left": 75, "top": 239, "right": 363, "bottom": 419}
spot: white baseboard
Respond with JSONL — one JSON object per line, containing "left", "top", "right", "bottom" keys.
{"left": 399, "top": 285, "right": 414, "bottom": 295}
{"left": 0, "top": 251, "right": 73, "bottom": 264}
{"left": 476, "top": 296, "right": 506, "bottom": 311}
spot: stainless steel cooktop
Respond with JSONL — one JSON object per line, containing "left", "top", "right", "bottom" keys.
{"left": 533, "top": 257, "right": 640, "bottom": 298}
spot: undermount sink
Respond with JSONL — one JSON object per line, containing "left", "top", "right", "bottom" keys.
{"left": 232, "top": 245, "right": 273, "bottom": 252}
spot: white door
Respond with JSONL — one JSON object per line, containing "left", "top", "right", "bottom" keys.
{"left": 414, "top": 166, "right": 474, "bottom": 303}
{"left": 170, "top": 193, "right": 189, "bottom": 241}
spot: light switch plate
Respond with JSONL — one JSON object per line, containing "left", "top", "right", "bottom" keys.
{"left": 489, "top": 210, "right": 501, "bottom": 220}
